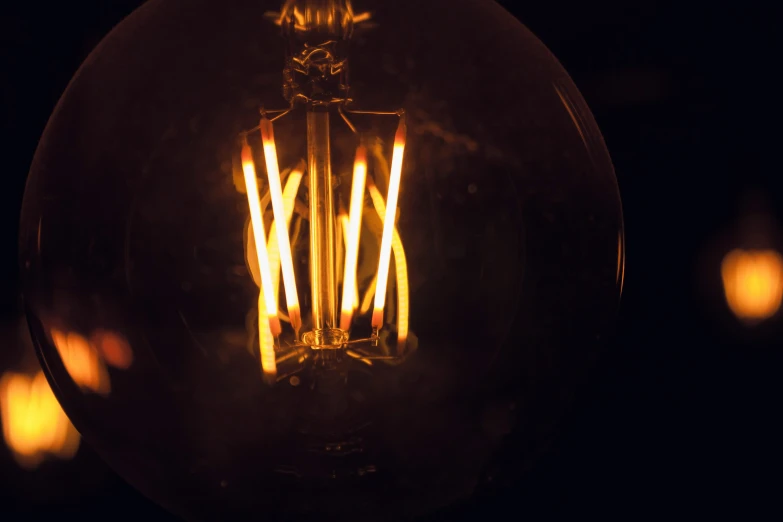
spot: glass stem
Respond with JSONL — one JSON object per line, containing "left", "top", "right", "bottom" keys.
{"left": 307, "top": 109, "right": 337, "bottom": 332}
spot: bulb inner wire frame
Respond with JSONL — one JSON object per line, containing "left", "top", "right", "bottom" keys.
{"left": 242, "top": 107, "right": 411, "bottom": 383}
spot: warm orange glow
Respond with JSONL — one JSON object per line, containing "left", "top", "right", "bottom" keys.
{"left": 242, "top": 140, "right": 282, "bottom": 339}
{"left": 368, "top": 183, "right": 409, "bottom": 350}
{"left": 722, "top": 248, "right": 783, "bottom": 322}
{"left": 338, "top": 208, "right": 347, "bottom": 285}
{"left": 1, "top": 371, "right": 80, "bottom": 468}
{"left": 260, "top": 117, "right": 302, "bottom": 334}
{"left": 372, "top": 117, "right": 407, "bottom": 329}
{"left": 245, "top": 159, "right": 303, "bottom": 381}
{"left": 247, "top": 166, "right": 303, "bottom": 302}
{"left": 242, "top": 140, "right": 279, "bottom": 380}
{"left": 258, "top": 293, "right": 277, "bottom": 384}
{"left": 51, "top": 329, "right": 110, "bottom": 395}
{"left": 353, "top": 11, "right": 372, "bottom": 23}
{"left": 90, "top": 329, "right": 133, "bottom": 369}
{"left": 270, "top": 163, "right": 304, "bottom": 296}
{"left": 268, "top": 3, "right": 372, "bottom": 29}
{"left": 360, "top": 274, "right": 377, "bottom": 315}
{"left": 340, "top": 145, "right": 368, "bottom": 331}
{"left": 339, "top": 212, "right": 360, "bottom": 312}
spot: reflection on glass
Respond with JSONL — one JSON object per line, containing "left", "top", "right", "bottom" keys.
{"left": 50, "top": 328, "right": 134, "bottom": 395}
{"left": 91, "top": 329, "right": 134, "bottom": 370}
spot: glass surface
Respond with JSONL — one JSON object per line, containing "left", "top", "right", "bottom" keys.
{"left": 19, "top": 0, "right": 624, "bottom": 520}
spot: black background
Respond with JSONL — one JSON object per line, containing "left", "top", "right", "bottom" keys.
{"left": 1, "top": 0, "right": 781, "bottom": 519}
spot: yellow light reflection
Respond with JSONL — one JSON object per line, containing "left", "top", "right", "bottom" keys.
{"left": 372, "top": 117, "right": 407, "bottom": 330}
{"left": 51, "top": 329, "right": 110, "bottom": 395}
{"left": 340, "top": 144, "right": 367, "bottom": 331}
{"left": 91, "top": 329, "right": 133, "bottom": 369}
{"left": 722, "top": 248, "right": 783, "bottom": 322}
{"left": 368, "top": 183, "right": 410, "bottom": 351}
{"left": 260, "top": 117, "right": 302, "bottom": 334}
{"left": 352, "top": 11, "right": 372, "bottom": 23}
{"left": 0, "top": 371, "right": 80, "bottom": 469}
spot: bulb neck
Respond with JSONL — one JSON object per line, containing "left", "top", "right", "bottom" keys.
{"left": 280, "top": 0, "right": 353, "bottom": 105}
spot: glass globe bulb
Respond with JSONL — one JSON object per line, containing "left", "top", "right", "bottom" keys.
{"left": 19, "top": 0, "right": 624, "bottom": 520}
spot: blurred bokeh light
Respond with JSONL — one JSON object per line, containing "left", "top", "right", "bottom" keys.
{"left": 0, "top": 370, "right": 80, "bottom": 469}
{"left": 721, "top": 249, "right": 783, "bottom": 323}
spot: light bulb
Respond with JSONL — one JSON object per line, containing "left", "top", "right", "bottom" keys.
{"left": 19, "top": 0, "right": 624, "bottom": 520}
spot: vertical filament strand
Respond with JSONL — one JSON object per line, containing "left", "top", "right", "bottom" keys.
{"left": 242, "top": 140, "right": 279, "bottom": 380}
{"left": 260, "top": 117, "right": 302, "bottom": 334}
{"left": 340, "top": 145, "right": 368, "bottom": 331}
{"left": 339, "top": 213, "right": 360, "bottom": 313}
{"left": 266, "top": 162, "right": 304, "bottom": 322}
{"left": 372, "top": 116, "right": 407, "bottom": 329}
{"left": 258, "top": 162, "right": 303, "bottom": 378}
{"left": 369, "top": 183, "right": 409, "bottom": 350}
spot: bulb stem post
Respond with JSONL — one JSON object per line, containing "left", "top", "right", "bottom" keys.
{"left": 307, "top": 109, "right": 338, "bottom": 335}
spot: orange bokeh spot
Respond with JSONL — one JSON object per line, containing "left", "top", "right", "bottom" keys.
{"left": 0, "top": 371, "right": 80, "bottom": 469}
{"left": 91, "top": 329, "right": 134, "bottom": 369}
{"left": 721, "top": 248, "right": 783, "bottom": 323}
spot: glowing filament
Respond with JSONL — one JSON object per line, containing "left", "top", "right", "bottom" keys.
{"left": 270, "top": 163, "right": 304, "bottom": 295}
{"left": 372, "top": 117, "right": 407, "bottom": 329}
{"left": 242, "top": 140, "right": 279, "bottom": 379}
{"left": 340, "top": 145, "right": 368, "bottom": 331}
{"left": 261, "top": 118, "right": 302, "bottom": 334}
{"left": 337, "top": 208, "right": 347, "bottom": 286}
{"left": 369, "top": 183, "right": 410, "bottom": 349}
{"left": 258, "top": 294, "right": 278, "bottom": 383}
{"left": 252, "top": 161, "right": 303, "bottom": 365}
{"left": 722, "top": 248, "right": 783, "bottom": 322}
{"left": 339, "top": 212, "right": 360, "bottom": 312}
{"left": 360, "top": 274, "right": 377, "bottom": 315}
